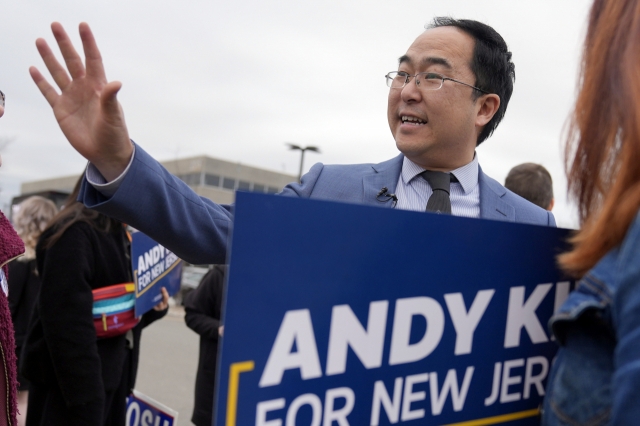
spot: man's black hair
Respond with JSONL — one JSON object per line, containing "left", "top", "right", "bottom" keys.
{"left": 504, "top": 163, "right": 554, "bottom": 210}
{"left": 427, "top": 17, "right": 515, "bottom": 145}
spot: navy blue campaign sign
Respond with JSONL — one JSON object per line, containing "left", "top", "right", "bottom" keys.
{"left": 215, "top": 193, "right": 573, "bottom": 426}
{"left": 131, "top": 231, "right": 183, "bottom": 316}
{"left": 126, "top": 390, "right": 178, "bottom": 426}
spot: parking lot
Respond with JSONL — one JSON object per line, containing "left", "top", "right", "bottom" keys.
{"left": 135, "top": 306, "right": 200, "bottom": 426}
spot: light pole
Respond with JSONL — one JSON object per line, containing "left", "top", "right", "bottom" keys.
{"left": 286, "top": 143, "right": 320, "bottom": 182}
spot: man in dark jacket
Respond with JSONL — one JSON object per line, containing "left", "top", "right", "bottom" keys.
{"left": 184, "top": 266, "right": 224, "bottom": 426}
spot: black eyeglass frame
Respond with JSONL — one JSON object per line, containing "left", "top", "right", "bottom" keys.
{"left": 385, "top": 71, "right": 490, "bottom": 95}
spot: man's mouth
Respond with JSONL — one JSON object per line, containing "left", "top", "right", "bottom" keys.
{"left": 401, "top": 115, "right": 426, "bottom": 125}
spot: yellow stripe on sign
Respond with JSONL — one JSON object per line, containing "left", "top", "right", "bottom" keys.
{"left": 442, "top": 408, "right": 540, "bottom": 426}
{"left": 136, "top": 260, "right": 183, "bottom": 297}
{"left": 226, "top": 361, "right": 255, "bottom": 426}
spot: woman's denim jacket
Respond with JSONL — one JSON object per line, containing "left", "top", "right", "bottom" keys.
{"left": 542, "top": 212, "right": 640, "bottom": 426}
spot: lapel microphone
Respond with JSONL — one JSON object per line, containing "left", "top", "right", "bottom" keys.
{"left": 376, "top": 187, "right": 398, "bottom": 207}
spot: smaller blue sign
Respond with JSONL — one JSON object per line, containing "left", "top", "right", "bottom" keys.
{"left": 126, "top": 390, "right": 178, "bottom": 426}
{"left": 131, "top": 231, "right": 183, "bottom": 316}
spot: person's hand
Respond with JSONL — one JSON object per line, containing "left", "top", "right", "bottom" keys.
{"left": 218, "top": 325, "right": 224, "bottom": 337}
{"left": 30, "top": 22, "right": 133, "bottom": 181}
{"left": 153, "top": 287, "right": 169, "bottom": 311}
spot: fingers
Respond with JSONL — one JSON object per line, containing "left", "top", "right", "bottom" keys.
{"left": 35, "top": 37, "right": 71, "bottom": 90}
{"left": 50, "top": 22, "right": 86, "bottom": 80}
{"left": 35, "top": 22, "right": 107, "bottom": 93}
{"left": 153, "top": 287, "right": 170, "bottom": 311}
{"left": 79, "top": 22, "right": 107, "bottom": 82}
{"left": 29, "top": 66, "right": 59, "bottom": 107}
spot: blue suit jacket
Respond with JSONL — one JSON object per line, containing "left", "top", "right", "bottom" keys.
{"left": 80, "top": 146, "right": 555, "bottom": 265}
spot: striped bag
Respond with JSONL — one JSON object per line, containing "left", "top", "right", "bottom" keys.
{"left": 92, "top": 283, "right": 140, "bottom": 338}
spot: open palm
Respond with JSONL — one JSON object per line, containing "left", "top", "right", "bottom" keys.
{"left": 30, "top": 22, "right": 133, "bottom": 181}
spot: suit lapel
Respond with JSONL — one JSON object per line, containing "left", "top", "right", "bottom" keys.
{"left": 362, "top": 154, "right": 404, "bottom": 207}
{"left": 360, "top": 158, "right": 516, "bottom": 217}
{"left": 479, "top": 167, "right": 515, "bottom": 221}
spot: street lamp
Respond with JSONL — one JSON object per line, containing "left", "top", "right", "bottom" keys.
{"left": 286, "top": 143, "right": 320, "bottom": 182}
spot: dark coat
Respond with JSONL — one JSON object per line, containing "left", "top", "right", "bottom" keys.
{"left": 8, "top": 258, "right": 41, "bottom": 390}
{"left": 20, "top": 220, "right": 166, "bottom": 426}
{"left": 184, "top": 265, "right": 224, "bottom": 426}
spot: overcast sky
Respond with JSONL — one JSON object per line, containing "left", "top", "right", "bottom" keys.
{"left": 1, "top": 1, "right": 591, "bottom": 227}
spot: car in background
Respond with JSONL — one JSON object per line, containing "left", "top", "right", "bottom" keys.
{"left": 174, "top": 265, "right": 211, "bottom": 305}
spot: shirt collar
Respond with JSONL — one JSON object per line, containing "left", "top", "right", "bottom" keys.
{"left": 401, "top": 153, "right": 479, "bottom": 195}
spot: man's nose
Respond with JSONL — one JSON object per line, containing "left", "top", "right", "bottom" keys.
{"left": 400, "top": 76, "right": 422, "bottom": 103}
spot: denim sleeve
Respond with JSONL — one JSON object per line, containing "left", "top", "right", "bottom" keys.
{"left": 611, "top": 213, "right": 640, "bottom": 425}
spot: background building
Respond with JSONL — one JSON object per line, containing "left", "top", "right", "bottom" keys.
{"left": 14, "top": 155, "right": 298, "bottom": 301}
{"left": 15, "top": 154, "right": 297, "bottom": 209}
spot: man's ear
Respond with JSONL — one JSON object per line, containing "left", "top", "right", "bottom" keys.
{"left": 475, "top": 94, "right": 500, "bottom": 128}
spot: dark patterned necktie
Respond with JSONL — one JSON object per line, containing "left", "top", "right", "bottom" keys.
{"left": 420, "top": 170, "right": 456, "bottom": 214}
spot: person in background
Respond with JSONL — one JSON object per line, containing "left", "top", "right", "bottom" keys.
{"left": 542, "top": 0, "right": 640, "bottom": 424}
{"left": 504, "top": 163, "right": 554, "bottom": 211}
{"left": 20, "top": 177, "right": 168, "bottom": 426}
{"left": 8, "top": 196, "right": 58, "bottom": 426}
{"left": 0, "top": 88, "right": 26, "bottom": 426}
{"left": 184, "top": 265, "right": 224, "bottom": 426}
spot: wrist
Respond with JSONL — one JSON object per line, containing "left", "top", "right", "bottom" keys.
{"left": 93, "top": 141, "right": 134, "bottom": 182}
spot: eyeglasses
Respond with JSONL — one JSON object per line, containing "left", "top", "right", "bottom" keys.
{"left": 385, "top": 71, "right": 490, "bottom": 94}
{"left": 0, "top": 90, "right": 4, "bottom": 108}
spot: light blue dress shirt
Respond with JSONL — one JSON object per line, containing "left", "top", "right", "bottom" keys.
{"left": 394, "top": 154, "right": 480, "bottom": 218}
{"left": 85, "top": 146, "right": 136, "bottom": 197}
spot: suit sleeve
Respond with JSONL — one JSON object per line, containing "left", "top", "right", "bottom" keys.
{"left": 79, "top": 144, "right": 234, "bottom": 265}
{"left": 38, "top": 224, "right": 105, "bottom": 411}
{"left": 184, "top": 267, "right": 224, "bottom": 340}
{"left": 279, "top": 162, "right": 324, "bottom": 198}
{"left": 79, "top": 144, "right": 324, "bottom": 265}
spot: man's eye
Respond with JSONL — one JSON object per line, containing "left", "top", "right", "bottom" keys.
{"left": 397, "top": 72, "right": 410, "bottom": 77}
{"left": 424, "top": 73, "right": 441, "bottom": 80}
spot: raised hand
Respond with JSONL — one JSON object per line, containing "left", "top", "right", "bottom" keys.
{"left": 30, "top": 22, "right": 133, "bottom": 181}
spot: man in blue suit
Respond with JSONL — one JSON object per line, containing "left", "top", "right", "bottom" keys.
{"left": 30, "top": 18, "right": 554, "bottom": 265}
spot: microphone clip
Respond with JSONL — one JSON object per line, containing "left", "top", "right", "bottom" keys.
{"left": 376, "top": 187, "right": 398, "bottom": 207}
